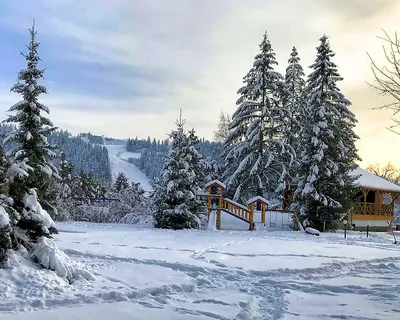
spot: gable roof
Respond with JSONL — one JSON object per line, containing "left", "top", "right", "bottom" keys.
{"left": 350, "top": 167, "right": 400, "bottom": 193}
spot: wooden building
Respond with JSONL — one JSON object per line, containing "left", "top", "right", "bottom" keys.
{"left": 282, "top": 168, "right": 400, "bottom": 230}
{"left": 349, "top": 168, "right": 400, "bottom": 229}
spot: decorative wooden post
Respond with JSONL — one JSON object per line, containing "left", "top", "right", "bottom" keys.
{"left": 362, "top": 188, "right": 367, "bottom": 215}
{"left": 247, "top": 196, "right": 269, "bottom": 231}
{"left": 204, "top": 180, "right": 226, "bottom": 230}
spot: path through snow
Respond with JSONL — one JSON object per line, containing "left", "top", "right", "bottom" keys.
{"left": 1, "top": 223, "right": 400, "bottom": 319}
{"left": 106, "top": 144, "right": 152, "bottom": 192}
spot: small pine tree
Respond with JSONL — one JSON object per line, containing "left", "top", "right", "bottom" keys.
{"left": 113, "top": 172, "right": 130, "bottom": 193}
{"left": 73, "top": 171, "right": 105, "bottom": 200}
{"left": 152, "top": 113, "right": 200, "bottom": 229}
{"left": 3, "top": 22, "right": 58, "bottom": 218}
{"left": 222, "top": 32, "right": 294, "bottom": 202}
{"left": 294, "top": 35, "right": 360, "bottom": 228}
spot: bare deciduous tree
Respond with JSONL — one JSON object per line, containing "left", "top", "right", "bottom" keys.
{"left": 368, "top": 30, "right": 400, "bottom": 134}
{"left": 214, "top": 111, "right": 231, "bottom": 143}
{"left": 366, "top": 162, "right": 400, "bottom": 185}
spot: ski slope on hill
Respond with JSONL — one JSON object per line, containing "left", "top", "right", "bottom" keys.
{"left": 106, "top": 144, "right": 152, "bottom": 192}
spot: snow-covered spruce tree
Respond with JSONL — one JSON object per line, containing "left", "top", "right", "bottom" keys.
{"left": 222, "top": 32, "right": 294, "bottom": 202}
{"left": 293, "top": 35, "right": 360, "bottom": 229}
{"left": 113, "top": 172, "right": 129, "bottom": 193}
{"left": 3, "top": 22, "right": 59, "bottom": 240}
{"left": 0, "top": 147, "right": 20, "bottom": 266}
{"left": 152, "top": 116, "right": 200, "bottom": 229}
{"left": 186, "top": 128, "right": 209, "bottom": 215}
{"left": 0, "top": 24, "right": 92, "bottom": 282}
{"left": 52, "top": 153, "right": 75, "bottom": 221}
{"left": 283, "top": 47, "right": 307, "bottom": 177}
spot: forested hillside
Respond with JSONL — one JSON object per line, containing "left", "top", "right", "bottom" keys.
{"left": 0, "top": 124, "right": 111, "bottom": 182}
{"left": 126, "top": 137, "right": 222, "bottom": 182}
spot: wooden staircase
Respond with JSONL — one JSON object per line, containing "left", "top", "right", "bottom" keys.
{"left": 197, "top": 180, "right": 269, "bottom": 231}
{"left": 221, "top": 198, "right": 254, "bottom": 230}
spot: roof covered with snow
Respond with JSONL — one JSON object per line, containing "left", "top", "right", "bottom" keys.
{"left": 205, "top": 179, "right": 226, "bottom": 189}
{"left": 246, "top": 196, "right": 270, "bottom": 205}
{"left": 350, "top": 167, "right": 400, "bottom": 193}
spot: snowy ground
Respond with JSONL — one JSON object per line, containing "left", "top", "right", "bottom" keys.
{"left": 105, "top": 144, "right": 152, "bottom": 192}
{"left": 1, "top": 223, "right": 400, "bottom": 319}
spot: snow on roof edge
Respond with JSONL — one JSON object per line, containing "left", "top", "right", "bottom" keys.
{"left": 350, "top": 167, "right": 400, "bottom": 192}
{"left": 247, "top": 196, "right": 270, "bottom": 205}
{"left": 205, "top": 179, "right": 226, "bottom": 189}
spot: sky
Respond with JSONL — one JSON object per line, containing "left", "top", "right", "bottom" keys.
{"left": 0, "top": 0, "right": 399, "bottom": 168}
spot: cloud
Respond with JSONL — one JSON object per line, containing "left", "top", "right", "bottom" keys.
{"left": 0, "top": 0, "right": 399, "bottom": 167}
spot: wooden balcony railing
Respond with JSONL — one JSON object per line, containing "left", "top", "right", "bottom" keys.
{"left": 351, "top": 202, "right": 394, "bottom": 216}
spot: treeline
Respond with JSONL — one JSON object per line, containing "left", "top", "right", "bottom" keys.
{"left": 49, "top": 130, "right": 110, "bottom": 182}
{"left": 0, "top": 125, "right": 111, "bottom": 183}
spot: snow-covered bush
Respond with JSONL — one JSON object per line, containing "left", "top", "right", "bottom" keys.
{"left": 154, "top": 204, "right": 200, "bottom": 230}
{"left": 0, "top": 207, "right": 12, "bottom": 265}
{"left": 31, "top": 237, "right": 94, "bottom": 283}
{"left": 119, "top": 212, "right": 154, "bottom": 227}
{"left": 108, "top": 180, "right": 148, "bottom": 222}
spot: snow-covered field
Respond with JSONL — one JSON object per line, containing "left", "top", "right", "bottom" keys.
{"left": 1, "top": 223, "right": 400, "bottom": 319}
{"left": 106, "top": 144, "right": 152, "bottom": 192}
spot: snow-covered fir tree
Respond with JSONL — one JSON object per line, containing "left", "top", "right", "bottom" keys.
{"left": 294, "top": 35, "right": 360, "bottom": 227}
{"left": 186, "top": 128, "right": 210, "bottom": 214}
{"left": 4, "top": 23, "right": 58, "bottom": 213}
{"left": 0, "top": 148, "right": 19, "bottom": 265}
{"left": 72, "top": 171, "right": 106, "bottom": 200}
{"left": 3, "top": 22, "right": 59, "bottom": 238}
{"left": 131, "top": 136, "right": 221, "bottom": 183}
{"left": 284, "top": 47, "right": 307, "bottom": 176}
{"left": 113, "top": 172, "right": 130, "bottom": 193}
{"left": 222, "top": 32, "right": 294, "bottom": 202}
{"left": 52, "top": 153, "right": 74, "bottom": 220}
{"left": 152, "top": 114, "right": 201, "bottom": 229}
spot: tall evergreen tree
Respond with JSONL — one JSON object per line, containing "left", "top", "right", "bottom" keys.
{"left": 294, "top": 35, "right": 360, "bottom": 227}
{"left": 3, "top": 22, "right": 58, "bottom": 217}
{"left": 222, "top": 32, "right": 294, "bottom": 202}
{"left": 152, "top": 114, "right": 200, "bottom": 229}
{"left": 284, "top": 47, "right": 306, "bottom": 170}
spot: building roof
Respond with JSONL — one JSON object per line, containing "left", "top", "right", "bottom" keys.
{"left": 246, "top": 196, "right": 270, "bottom": 205}
{"left": 350, "top": 167, "right": 400, "bottom": 193}
{"left": 205, "top": 179, "right": 226, "bottom": 189}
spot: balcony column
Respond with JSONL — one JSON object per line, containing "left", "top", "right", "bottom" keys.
{"left": 362, "top": 188, "right": 368, "bottom": 215}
